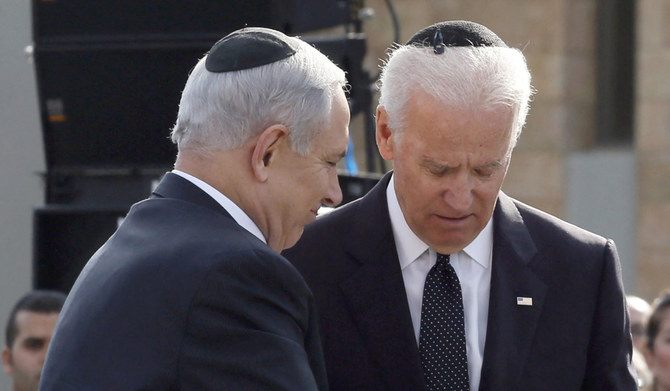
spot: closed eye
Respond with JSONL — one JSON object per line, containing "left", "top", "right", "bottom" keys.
{"left": 429, "top": 167, "right": 448, "bottom": 176}
{"left": 325, "top": 151, "right": 347, "bottom": 167}
{"left": 424, "top": 161, "right": 453, "bottom": 177}
{"left": 474, "top": 167, "right": 496, "bottom": 178}
{"left": 474, "top": 159, "right": 506, "bottom": 178}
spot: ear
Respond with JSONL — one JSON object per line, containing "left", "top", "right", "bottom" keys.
{"left": 2, "top": 347, "right": 13, "bottom": 375}
{"left": 250, "top": 124, "right": 289, "bottom": 182}
{"left": 376, "top": 106, "right": 395, "bottom": 160}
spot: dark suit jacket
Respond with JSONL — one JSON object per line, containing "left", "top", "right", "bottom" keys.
{"left": 40, "top": 173, "right": 327, "bottom": 390}
{"left": 283, "top": 171, "right": 636, "bottom": 391}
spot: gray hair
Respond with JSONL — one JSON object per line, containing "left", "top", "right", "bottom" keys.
{"left": 171, "top": 37, "right": 347, "bottom": 156}
{"left": 378, "top": 45, "right": 533, "bottom": 147}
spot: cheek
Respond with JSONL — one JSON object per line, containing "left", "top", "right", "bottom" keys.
{"left": 649, "top": 344, "right": 670, "bottom": 374}
{"left": 473, "top": 175, "right": 505, "bottom": 206}
{"left": 473, "top": 183, "right": 501, "bottom": 207}
{"left": 397, "top": 174, "right": 439, "bottom": 209}
{"left": 10, "top": 350, "right": 36, "bottom": 370}
{"left": 659, "top": 345, "right": 670, "bottom": 366}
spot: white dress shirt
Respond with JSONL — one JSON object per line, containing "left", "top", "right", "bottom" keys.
{"left": 386, "top": 175, "right": 492, "bottom": 391}
{"left": 171, "top": 170, "right": 267, "bottom": 244}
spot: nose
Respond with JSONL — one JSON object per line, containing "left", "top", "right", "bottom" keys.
{"left": 442, "top": 171, "right": 474, "bottom": 212}
{"left": 322, "top": 171, "right": 343, "bottom": 207}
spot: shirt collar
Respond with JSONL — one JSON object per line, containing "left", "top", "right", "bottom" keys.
{"left": 387, "top": 175, "right": 429, "bottom": 269}
{"left": 386, "top": 174, "right": 493, "bottom": 270}
{"left": 463, "top": 217, "right": 493, "bottom": 269}
{"left": 171, "top": 170, "right": 267, "bottom": 244}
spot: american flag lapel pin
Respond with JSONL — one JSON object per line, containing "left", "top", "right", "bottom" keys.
{"left": 517, "top": 296, "right": 533, "bottom": 306}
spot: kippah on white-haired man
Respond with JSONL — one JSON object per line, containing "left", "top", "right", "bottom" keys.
{"left": 40, "top": 27, "right": 350, "bottom": 391}
{"left": 284, "top": 20, "right": 636, "bottom": 391}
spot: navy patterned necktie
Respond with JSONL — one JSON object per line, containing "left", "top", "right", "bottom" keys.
{"left": 418, "top": 253, "right": 470, "bottom": 391}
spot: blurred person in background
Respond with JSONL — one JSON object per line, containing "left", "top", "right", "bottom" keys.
{"left": 2, "top": 290, "right": 66, "bottom": 391}
{"left": 644, "top": 290, "right": 670, "bottom": 391}
{"left": 628, "top": 295, "right": 654, "bottom": 389}
{"left": 629, "top": 295, "right": 653, "bottom": 353}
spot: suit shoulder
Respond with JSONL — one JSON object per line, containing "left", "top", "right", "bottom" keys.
{"left": 511, "top": 198, "right": 609, "bottom": 246}
{"left": 86, "top": 197, "right": 304, "bottom": 294}
{"left": 310, "top": 198, "right": 364, "bottom": 230}
{"left": 504, "top": 198, "right": 619, "bottom": 274}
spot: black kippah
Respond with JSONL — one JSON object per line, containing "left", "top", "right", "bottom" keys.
{"left": 205, "top": 27, "right": 299, "bottom": 73}
{"left": 406, "top": 20, "right": 507, "bottom": 54}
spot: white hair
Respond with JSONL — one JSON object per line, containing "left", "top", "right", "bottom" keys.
{"left": 378, "top": 45, "right": 533, "bottom": 146}
{"left": 171, "top": 36, "right": 346, "bottom": 156}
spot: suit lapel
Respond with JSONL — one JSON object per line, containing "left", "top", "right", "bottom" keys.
{"left": 339, "top": 172, "right": 426, "bottom": 390}
{"left": 479, "top": 192, "right": 546, "bottom": 390}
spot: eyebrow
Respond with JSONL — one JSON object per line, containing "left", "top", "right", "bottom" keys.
{"left": 22, "top": 336, "right": 47, "bottom": 346}
{"left": 479, "top": 159, "right": 506, "bottom": 169}
{"left": 423, "top": 157, "right": 506, "bottom": 170}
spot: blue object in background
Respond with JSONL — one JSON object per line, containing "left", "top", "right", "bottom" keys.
{"left": 345, "top": 137, "right": 358, "bottom": 175}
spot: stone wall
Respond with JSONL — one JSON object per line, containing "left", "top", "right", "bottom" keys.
{"left": 636, "top": 0, "right": 670, "bottom": 300}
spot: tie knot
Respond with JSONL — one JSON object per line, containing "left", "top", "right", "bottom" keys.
{"left": 436, "top": 253, "right": 450, "bottom": 265}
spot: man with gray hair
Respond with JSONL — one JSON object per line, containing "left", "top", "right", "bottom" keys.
{"left": 284, "top": 20, "right": 636, "bottom": 390}
{"left": 40, "top": 27, "right": 350, "bottom": 390}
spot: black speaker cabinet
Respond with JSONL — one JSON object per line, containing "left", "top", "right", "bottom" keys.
{"left": 32, "top": 0, "right": 356, "bottom": 173}
{"left": 338, "top": 172, "right": 381, "bottom": 204}
{"left": 33, "top": 35, "right": 367, "bottom": 173}
{"left": 34, "top": 41, "right": 206, "bottom": 172}
{"left": 33, "top": 206, "right": 129, "bottom": 293}
{"left": 32, "top": 0, "right": 349, "bottom": 43}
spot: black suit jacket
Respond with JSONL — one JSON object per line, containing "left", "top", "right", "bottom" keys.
{"left": 40, "top": 173, "right": 327, "bottom": 390}
{"left": 283, "top": 172, "right": 636, "bottom": 391}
